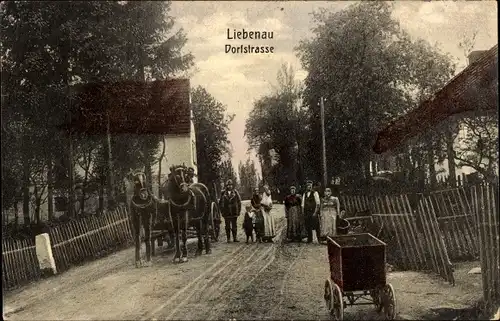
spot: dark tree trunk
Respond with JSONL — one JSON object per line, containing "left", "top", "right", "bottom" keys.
{"left": 145, "top": 160, "right": 153, "bottom": 191}
{"left": 81, "top": 171, "right": 89, "bottom": 215}
{"left": 22, "top": 155, "right": 31, "bottom": 226}
{"left": 416, "top": 157, "right": 426, "bottom": 192}
{"left": 427, "top": 146, "right": 437, "bottom": 189}
{"left": 158, "top": 136, "right": 166, "bottom": 197}
{"left": 68, "top": 130, "right": 74, "bottom": 218}
{"left": 34, "top": 185, "right": 41, "bottom": 224}
{"left": 445, "top": 130, "right": 457, "bottom": 188}
{"left": 105, "top": 116, "right": 115, "bottom": 210}
{"left": 14, "top": 202, "right": 19, "bottom": 227}
{"left": 47, "top": 158, "right": 54, "bottom": 220}
{"left": 98, "top": 168, "right": 105, "bottom": 215}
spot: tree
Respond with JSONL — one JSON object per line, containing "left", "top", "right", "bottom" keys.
{"left": 1, "top": 1, "right": 194, "bottom": 226}
{"left": 219, "top": 160, "right": 238, "bottom": 190}
{"left": 295, "top": 2, "right": 457, "bottom": 189}
{"left": 238, "top": 158, "right": 258, "bottom": 199}
{"left": 455, "top": 114, "right": 498, "bottom": 182}
{"left": 191, "top": 86, "right": 234, "bottom": 190}
{"left": 402, "top": 39, "right": 456, "bottom": 190}
{"left": 245, "top": 63, "right": 304, "bottom": 188}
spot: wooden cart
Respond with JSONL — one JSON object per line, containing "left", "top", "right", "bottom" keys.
{"left": 324, "top": 233, "right": 396, "bottom": 320}
{"left": 150, "top": 201, "right": 221, "bottom": 255}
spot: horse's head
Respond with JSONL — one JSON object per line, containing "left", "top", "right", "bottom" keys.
{"left": 168, "top": 164, "right": 190, "bottom": 194}
{"left": 130, "top": 170, "right": 149, "bottom": 200}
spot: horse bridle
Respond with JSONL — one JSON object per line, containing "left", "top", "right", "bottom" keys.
{"left": 130, "top": 171, "right": 153, "bottom": 208}
{"left": 131, "top": 193, "right": 153, "bottom": 209}
{"left": 169, "top": 166, "right": 193, "bottom": 208}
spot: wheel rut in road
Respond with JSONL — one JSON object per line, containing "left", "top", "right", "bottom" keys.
{"left": 218, "top": 237, "right": 312, "bottom": 320}
{"left": 146, "top": 218, "right": 286, "bottom": 321}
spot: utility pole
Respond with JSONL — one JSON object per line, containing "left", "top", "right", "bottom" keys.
{"left": 320, "top": 97, "right": 328, "bottom": 188}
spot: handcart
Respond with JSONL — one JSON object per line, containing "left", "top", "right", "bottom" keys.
{"left": 324, "top": 233, "right": 396, "bottom": 320}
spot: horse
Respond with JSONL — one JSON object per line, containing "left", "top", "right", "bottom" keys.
{"left": 129, "top": 170, "right": 166, "bottom": 268}
{"left": 160, "top": 164, "right": 212, "bottom": 263}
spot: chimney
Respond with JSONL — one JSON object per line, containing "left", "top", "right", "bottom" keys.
{"left": 467, "top": 50, "right": 488, "bottom": 65}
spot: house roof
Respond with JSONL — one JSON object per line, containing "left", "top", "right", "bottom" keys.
{"left": 62, "top": 79, "right": 191, "bottom": 135}
{"left": 373, "top": 44, "right": 498, "bottom": 154}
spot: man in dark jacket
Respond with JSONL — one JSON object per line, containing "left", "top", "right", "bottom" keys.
{"left": 302, "top": 180, "right": 321, "bottom": 243}
{"left": 218, "top": 179, "right": 242, "bottom": 242}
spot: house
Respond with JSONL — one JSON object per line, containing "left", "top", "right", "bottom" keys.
{"left": 68, "top": 79, "right": 198, "bottom": 207}
{"left": 151, "top": 104, "right": 199, "bottom": 189}
{"left": 373, "top": 44, "right": 498, "bottom": 154}
{"left": 373, "top": 44, "right": 498, "bottom": 181}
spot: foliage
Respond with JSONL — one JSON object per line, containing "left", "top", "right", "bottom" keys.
{"left": 245, "top": 63, "right": 304, "bottom": 188}
{"left": 219, "top": 160, "right": 238, "bottom": 190}
{"left": 1, "top": 0, "right": 193, "bottom": 225}
{"left": 295, "top": 2, "right": 458, "bottom": 185}
{"left": 449, "top": 30, "right": 498, "bottom": 183}
{"left": 238, "top": 158, "right": 259, "bottom": 199}
{"left": 191, "top": 86, "right": 234, "bottom": 185}
{"left": 455, "top": 114, "right": 499, "bottom": 181}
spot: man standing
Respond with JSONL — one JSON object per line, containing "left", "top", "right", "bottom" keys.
{"left": 219, "top": 179, "right": 242, "bottom": 242}
{"left": 302, "top": 180, "right": 321, "bottom": 243}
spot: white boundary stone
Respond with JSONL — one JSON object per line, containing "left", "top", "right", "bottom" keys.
{"left": 35, "top": 233, "right": 57, "bottom": 275}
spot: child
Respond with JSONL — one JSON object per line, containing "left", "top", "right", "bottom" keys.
{"left": 243, "top": 204, "right": 255, "bottom": 243}
{"left": 253, "top": 206, "right": 265, "bottom": 243}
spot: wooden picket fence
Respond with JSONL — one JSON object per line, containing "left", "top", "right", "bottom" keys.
{"left": 341, "top": 193, "right": 455, "bottom": 284}
{"left": 370, "top": 195, "right": 428, "bottom": 271}
{"left": 416, "top": 195, "right": 455, "bottom": 285}
{"left": 341, "top": 183, "right": 500, "bottom": 311}
{"left": 49, "top": 206, "right": 133, "bottom": 272}
{"left": 470, "top": 183, "right": 500, "bottom": 315}
{"left": 428, "top": 187, "right": 479, "bottom": 261}
{"left": 2, "top": 206, "right": 134, "bottom": 290}
{"left": 2, "top": 238, "right": 41, "bottom": 290}
{"left": 339, "top": 195, "right": 372, "bottom": 214}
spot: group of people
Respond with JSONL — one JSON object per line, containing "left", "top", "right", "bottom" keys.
{"left": 284, "top": 180, "right": 346, "bottom": 243}
{"left": 218, "top": 178, "right": 346, "bottom": 245}
{"left": 218, "top": 180, "right": 277, "bottom": 243}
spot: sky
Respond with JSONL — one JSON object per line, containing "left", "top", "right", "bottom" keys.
{"left": 169, "top": 0, "right": 498, "bottom": 177}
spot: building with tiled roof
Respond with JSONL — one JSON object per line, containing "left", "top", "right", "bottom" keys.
{"left": 374, "top": 44, "right": 498, "bottom": 154}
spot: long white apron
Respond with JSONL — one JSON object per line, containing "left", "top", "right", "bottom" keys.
{"left": 261, "top": 193, "right": 276, "bottom": 238}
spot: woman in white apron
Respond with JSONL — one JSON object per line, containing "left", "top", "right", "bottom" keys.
{"left": 260, "top": 184, "right": 276, "bottom": 243}
{"left": 319, "top": 187, "right": 340, "bottom": 243}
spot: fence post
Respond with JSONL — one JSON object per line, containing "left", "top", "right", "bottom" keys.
{"left": 35, "top": 233, "right": 57, "bottom": 275}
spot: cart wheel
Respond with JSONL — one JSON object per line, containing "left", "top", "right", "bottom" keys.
{"left": 209, "top": 202, "right": 220, "bottom": 242}
{"left": 324, "top": 279, "right": 343, "bottom": 320}
{"left": 382, "top": 284, "right": 396, "bottom": 320}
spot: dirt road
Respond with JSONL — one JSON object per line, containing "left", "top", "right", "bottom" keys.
{"left": 3, "top": 204, "right": 483, "bottom": 320}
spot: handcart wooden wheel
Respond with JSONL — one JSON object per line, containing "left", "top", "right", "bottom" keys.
{"left": 324, "top": 234, "right": 397, "bottom": 321}
{"left": 381, "top": 284, "right": 396, "bottom": 320}
{"left": 324, "top": 278, "right": 344, "bottom": 320}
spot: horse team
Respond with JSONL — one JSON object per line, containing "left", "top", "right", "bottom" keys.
{"left": 129, "top": 165, "right": 213, "bottom": 267}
